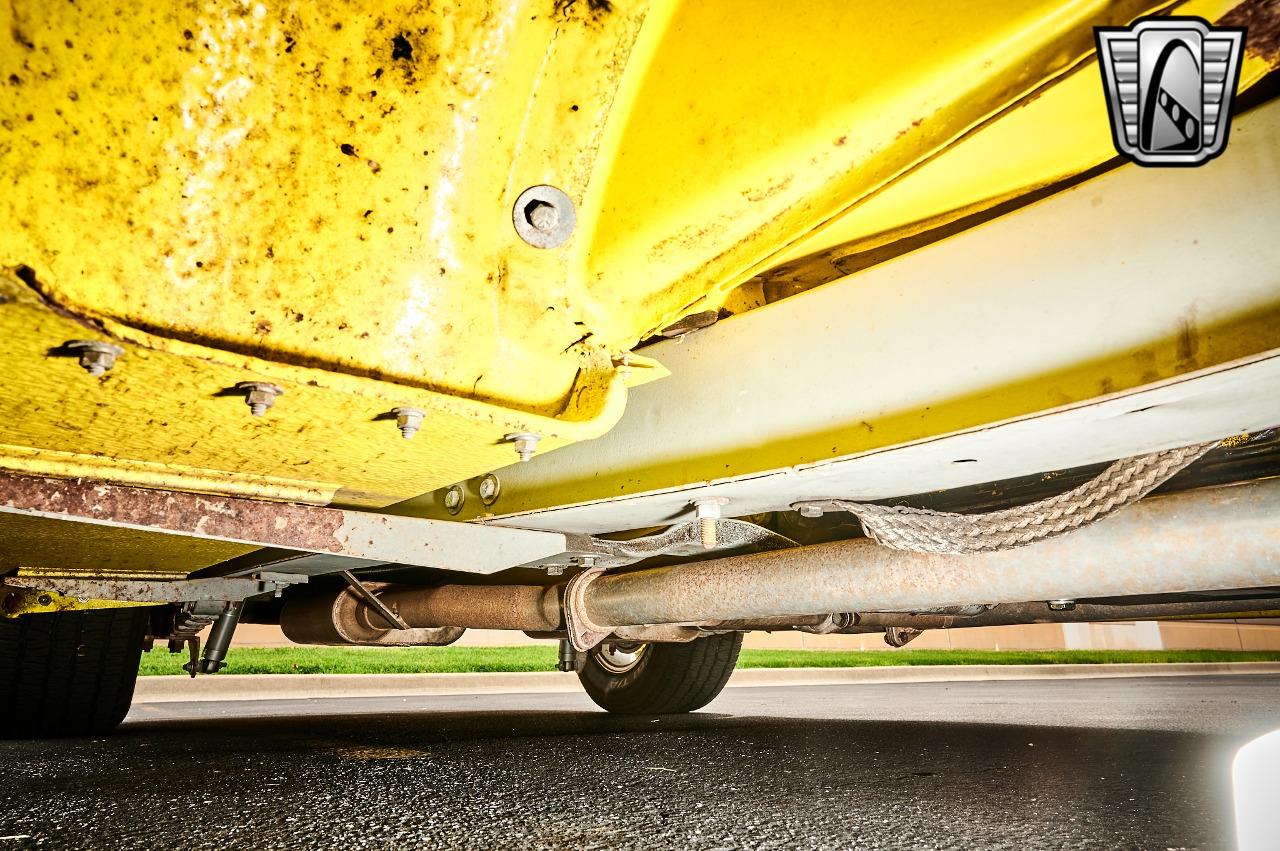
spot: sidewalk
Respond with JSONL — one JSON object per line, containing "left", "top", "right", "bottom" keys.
{"left": 132, "top": 661, "right": 1280, "bottom": 703}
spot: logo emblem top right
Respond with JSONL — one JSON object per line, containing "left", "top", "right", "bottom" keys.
{"left": 1095, "top": 17, "right": 1246, "bottom": 167}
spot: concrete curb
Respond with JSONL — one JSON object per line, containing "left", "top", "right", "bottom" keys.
{"left": 131, "top": 662, "right": 1280, "bottom": 704}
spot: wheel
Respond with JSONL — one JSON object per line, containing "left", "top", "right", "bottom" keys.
{"left": 0, "top": 607, "right": 150, "bottom": 738}
{"left": 577, "top": 631, "right": 743, "bottom": 715}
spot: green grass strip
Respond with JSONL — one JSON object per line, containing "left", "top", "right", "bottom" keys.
{"left": 137, "top": 646, "right": 1280, "bottom": 676}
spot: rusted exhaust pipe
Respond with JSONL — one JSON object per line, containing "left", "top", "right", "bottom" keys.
{"left": 579, "top": 480, "right": 1280, "bottom": 628}
{"left": 377, "top": 584, "right": 561, "bottom": 632}
{"left": 281, "top": 583, "right": 561, "bottom": 645}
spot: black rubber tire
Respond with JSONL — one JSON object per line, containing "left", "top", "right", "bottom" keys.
{"left": 0, "top": 608, "right": 150, "bottom": 738}
{"left": 577, "top": 631, "right": 743, "bottom": 715}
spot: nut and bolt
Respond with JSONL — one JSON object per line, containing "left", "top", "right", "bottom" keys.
{"left": 1047, "top": 599, "right": 1077, "bottom": 611}
{"left": 797, "top": 504, "right": 825, "bottom": 519}
{"left": 505, "top": 431, "right": 541, "bottom": 462}
{"left": 546, "top": 565, "right": 565, "bottom": 577}
{"left": 478, "top": 473, "right": 501, "bottom": 506}
{"left": 235, "top": 382, "right": 284, "bottom": 417}
{"left": 391, "top": 406, "right": 425, "bottom": 439}
{"left": 525, "top": 200, "right": 560, "bottom": 232}
{"left": 443, "top": 485, "right": 465, "bottom": 515}
{"left": 65, "top": 340, "right": 124, "bottom": 376}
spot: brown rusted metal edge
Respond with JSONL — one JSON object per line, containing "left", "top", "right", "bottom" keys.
{"left": 0, "top": 471, "right": 568, "bottom": 574}
{"left": 0, "top": 472, "right": 346, "bottom": 550}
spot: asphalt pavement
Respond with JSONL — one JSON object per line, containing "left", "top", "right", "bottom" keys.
{"left": 2, "top": 675, "right": 1277, "bottom": 850}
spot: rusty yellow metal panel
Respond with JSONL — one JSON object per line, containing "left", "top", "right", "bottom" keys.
{"left": 1, "top": 0, "right": 655, "bottom": 413}
{"left": 1, "top": 0, "right": 1277, "bottom": 520}
{"left": 0, "top": 272, "right": 632, "bottom": 508}
{"left": 0, "top": 0, "right": 675, "bottom": 511}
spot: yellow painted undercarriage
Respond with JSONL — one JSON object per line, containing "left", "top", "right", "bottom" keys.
{"left": 1, "top": 0, "right": 1278, "bottom": 578}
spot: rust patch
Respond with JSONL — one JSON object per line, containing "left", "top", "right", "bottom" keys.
{"left": 1222, "top": 0, "right": 1280, "bottom": 62}
{"left": 0, "top": 473, "right": 346, "bottom": 553}
{"left": 741, "top": 175, "right": 794, "bottom": 203}
{"left": 554, "top": 0, "right": 613, "bottom": 19}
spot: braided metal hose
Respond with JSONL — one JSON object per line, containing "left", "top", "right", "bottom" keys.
{"left": 833, "top": 441, "right": 1219, "bottom": 554}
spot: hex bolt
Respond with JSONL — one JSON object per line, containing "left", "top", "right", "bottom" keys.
{"left": 505, "top": 431, "right": 541, "bottom": 462}
{"left": 235, "top": 382, "right": 284, "bottom": 417}
{"left": 1047, "top": 599, "right": 1077, "bottom": 611}
{"left": 693, "top": 497, "right": 730, "bottom": 550}
{"left": 478, "top": 473, "right": 501, "bottom": 506}
{"left": 512, "top": 185, "right": 576, "bottom": 249}
{"left": 526, "top": 200, "right": 560, "bottom": 232}
{"left": 391, "top": 406, "right": 425, "bottom": 440}
{"left": 65, "top": 340, "right": 124, "bottom": 376}
{"left": 546, "top": 565, "right": 565, "bottom": 577}
{"left": 798, "top": 504, "right": 824, "bottom": 519}
{"left": 443, "top": 485, "right": 465, "bottom": 515}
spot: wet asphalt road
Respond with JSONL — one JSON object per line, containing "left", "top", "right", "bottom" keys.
{"left": 2, "top": 675, "right": 1277, "bottom": 850}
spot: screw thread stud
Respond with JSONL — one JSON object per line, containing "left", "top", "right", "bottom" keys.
{"left": 699, "top": 517, "right": 717, "bottom": 549}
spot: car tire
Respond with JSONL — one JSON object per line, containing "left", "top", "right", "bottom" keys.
{"left": 0, "top": 607, "right": 150, "bottom": 738}
{"left": 577, "top": 631, "right": 743, "bottom": 715}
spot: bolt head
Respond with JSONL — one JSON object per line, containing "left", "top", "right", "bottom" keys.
{"left": 37, "top": 594, "right": 52, "bottom": 606}
{"left": 478, "top": 473, "right": 501, "bottom": 505}
{"left": 1047, "top": 599, "right": 1077, "bottom": 611}
{"left": 693, "top": 497, "right": 730, "bottom": 519}
{"left": 392, "top": 406, "right": 425, "bottom": 439}
{"left": 526, "top": 200, "right": 559, "bottom": 232}
{"left": 798, "top": 505, "right": 824, "bottom": 518}
{"left": 442, "top": 485, "right": 465, "bottom": 515}
{"left": 65, "top": 340, "right": 124, "bottom": 376}
{"left": 512, "top": 185, "right": 576, "bottom": 249}
{"left": 505, "top": 432, "right": 541, "bottom": 462}
{"left": 81, "top": 351, "right": 113, "bottom": 375}
{"left": 236, "top": 382, "right": 283, "bottom": 416}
